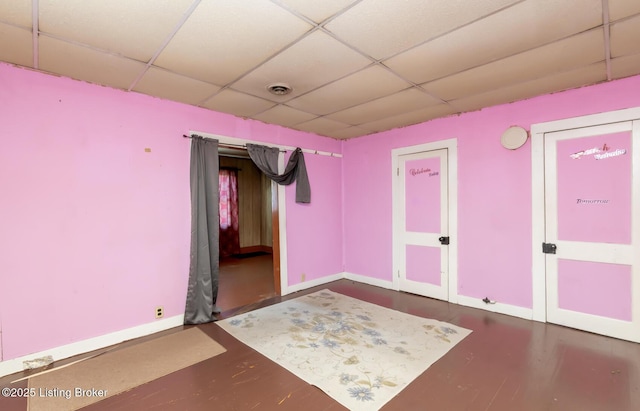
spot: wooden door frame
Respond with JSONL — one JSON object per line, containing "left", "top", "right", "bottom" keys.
{"left": 391, "top": 138, "right": 459, "bottom": 303}
{"left": 271, "top": 180, "right": 281, "bottom": 295}
{"left": 530, "top": 107, "right": 640, "bottom": 323}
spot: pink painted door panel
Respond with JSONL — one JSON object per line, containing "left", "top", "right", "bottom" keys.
{"left": 406, "top": 244, "right": 441, "bottom": 285}
{"left": 556, "top": 132, "right": 632, "bottom": 244}
{"left": 405, "top": 156, "right": 441, "bottom": 233}
{"left": 557, "top": 259, "right": 632, "bottom": 321}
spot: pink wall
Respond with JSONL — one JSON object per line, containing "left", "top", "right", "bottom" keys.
{"left": 0, "top": 63, "right": 342, "bottom": 361}
{"left": 285, "top": 154, "right": 343, "bottom": 285}
{"left": 343, "top": 74, "right": 640, "bottom": 309}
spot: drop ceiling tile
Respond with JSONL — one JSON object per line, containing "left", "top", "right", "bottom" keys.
{"left": 230, "top": 30, "right": 371, "bottom": 101}
{"left": 0, "top": 0, "right": 31, "bottom": 27}
{"left": 252, "top": 105, "right": 317, "bottom": 127}
{"left": 421, "top": 29, "right": 605, "bottom": 101}
{"left": 608, "top": 0, "right": 640, "bottom": 21}
{"left": 293, "top": 117, "right": 351, "bottom": 136}
{"left": 39, "top": 0, "right": 194, "bottom": 62}
{"left": 133, "top": 67, "right": 221, "bottom": 105}
{"left": 274, "top": 0, "right": 358, "bottom": 23}
{"left": 449, "top": 62, "right": 607, "bottom": 112}
{"left": 327, "top": 88, "right": 442, "bottom": 125}
{"left": 610, "top": 53, "right": 640, "bottom": 80}
{"left": 286, "top": 65, "right": 411, "bottom": 115}
{"left": 610, "top": 15, "right": 640, "bottom": 57}
{"left": 384, "top": 0, "right": 602, "bottom": 84}
{"left": 201, "top": 89, "right": 276, "bottom": 118}
{"left": 0, "top": 23, "right": 32, "bottom": 67}
{"left": 359, "top": 104, "right": 459, "bottom": 133}
{"left": 154, "top": 0, "right": 312, "bottom": 85}
{"left": 39, "top": 36, "right": 148, "bottom": 90}
{"left": 325, "top": 0, "right": 519, "bottom": 59}
{"left": 327, "top": 126, "right": 372, "bottom": 139}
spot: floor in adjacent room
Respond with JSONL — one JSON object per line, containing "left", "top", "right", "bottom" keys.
{"left": 216, "top": 252, "right": 276, "bottom": 312}
{"left": 1, "top": 280, "right": 639, "bottom": 411}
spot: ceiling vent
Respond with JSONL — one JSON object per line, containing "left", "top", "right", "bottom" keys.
{"left": 267, "top": 83, "right": 293, "bottom": 96}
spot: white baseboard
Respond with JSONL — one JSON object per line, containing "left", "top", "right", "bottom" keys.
{"left": 344, "top": 272, "right": 395, "bottom": 290}
{"left": 0, "top": 314, "right": 184, "bottom": 378}
{"left": 282, "top": 273, "right": 344, "bottom": 295}
{"left": 282, "top": 272, "right": 396, "bottom": 296}
{"left": 456, "top": 295, "right": 533, "bottom": 320}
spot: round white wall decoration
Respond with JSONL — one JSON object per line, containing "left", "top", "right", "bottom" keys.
{"left": 501, "top": 126, "right": 528, "bottom": 150}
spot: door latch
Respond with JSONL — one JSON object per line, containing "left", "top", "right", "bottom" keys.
{"left": 439, "top": 236, "right": 450, "bottom": 245}
{"left": 542, "top": 242, "right": 557, "bottom": 254}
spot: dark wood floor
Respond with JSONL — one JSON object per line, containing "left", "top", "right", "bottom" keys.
{"left": 2, "top": 277, "right": 639, "bottom": 410}
{"left": 216, "top": 253, "right": 276, "bottom": 312}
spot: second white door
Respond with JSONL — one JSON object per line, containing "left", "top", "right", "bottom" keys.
{"left": 397, "top": 148, "right": 450, "bottom": 300}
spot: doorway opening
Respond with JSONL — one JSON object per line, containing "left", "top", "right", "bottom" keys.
{"left": 216, "top": 146, "right": 280, "bottom": 311}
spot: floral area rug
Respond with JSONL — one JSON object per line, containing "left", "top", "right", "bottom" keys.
{"left": 217, "top": 289, "right": 471, "bottom": 410}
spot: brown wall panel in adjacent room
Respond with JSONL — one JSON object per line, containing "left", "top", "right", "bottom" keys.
{"left": 261, "top": 174, "right": 273, "bottom": 248}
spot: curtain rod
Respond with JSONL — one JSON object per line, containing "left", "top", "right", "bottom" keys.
{"left": 182, "top": 134, "right": 342, "bottom": 158}
{"left": 184, "top": 134, "right": 285, "bottom": 153}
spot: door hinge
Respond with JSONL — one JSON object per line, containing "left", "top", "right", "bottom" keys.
{"left": 397, "top": 167, "right": 399, "bottom": 176}
{"left": 439, "top": 236, "right": 450, "bottom": 245}
{"left": 542, "top": 242, "right": 557, "bottom": 254}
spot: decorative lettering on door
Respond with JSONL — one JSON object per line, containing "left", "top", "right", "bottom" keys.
{"left": 576, "top": 199, "right": 609, "bottom": 204}
{"left": 570, "top": 143, "right": 627, "bottom": 160}
{"left": 410, "top": 168, "right": 439, "bottom": 177}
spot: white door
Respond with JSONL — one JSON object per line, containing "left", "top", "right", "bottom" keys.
{"left": 396, "top": 148, "right": 449, "bottom": 300}
{"left": 543, "top": 120, "right": 640, "bottom": 342}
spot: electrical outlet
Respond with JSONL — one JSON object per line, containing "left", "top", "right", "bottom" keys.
{"left": 301, "top": 273, "right": 306, "bottom": 282}
{"left": 155, "top": 306, "right": 164, "bottom": 319}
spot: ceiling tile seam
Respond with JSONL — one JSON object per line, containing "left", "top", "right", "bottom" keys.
{"left": 602, "top": 0, "right": 612, "bottom": 81}
{"left": 280, "top": 0, "right": 364, "bottom": 27}
{"left": 446, "top": 60, "right": 608, "bottom": 111}
{"left": 375, "top": 0, "right": 529, "bottom": 62}
{"left": 419, "top": 26, "right": 607, "bottom": 87}
{"left": 195, "top": 87, "right": 278, "bottom": 112}
{"left": 270, "top": 0, "right": 366, "bottom": 27}
{"left": 0, "top": 20, "right": 30, "bottom": 30}
{"left": 138, "top": 64, "right": 224, "bottom": 89}
{"left": 283, "top": 82, "right": 442, "bottom": 122}
{"left": 272, "top": 62, "right": 382, "bottom": 104}
{"left": 359, "top": 55, "right": 607, "bottom": 129}
{"left": 375, "top": 62, "right": 449, "bottom": 105}
{"left": 127, "top": 0, "right": 203, "bottom": 92}
{"left": 198, "top": 58, "right": 382, "bottom": 112}
{"left": 32, "top": 0, "right": 39, "bottom": 69}
{"left": 216, "top": 60, "right": 416, "bottom": 118}
{"left": 319, "top": 26, "right": 381, "bottom": 63}
{"left": 239, "top": 62, "right": 386, "bottom": 110}
{"left": 268, "top": 0, "right": 321, "bottom": 28}
{"left": 358, "top": 105, "right": 460, "bottom": 130}
{"left": 246, "top": 103, "right": 318, "bottom": 126}
{"left": 609, "top": 11, "right": 640, "bottom": 24}
{"left": 316, "top": 0, "right": 366, "bottom": 26}
{"left": 36, "top": 32, "right": 150, "bottom": 62}
{"left": 195, "top": 27, "right": 322, "bottom": 106}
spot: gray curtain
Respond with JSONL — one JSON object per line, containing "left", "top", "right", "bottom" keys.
{"left": 246, "top": 144, "right": 311, "bottom": 203}
{"left": 184, "top": 137, "right": 221, "bottom": 324}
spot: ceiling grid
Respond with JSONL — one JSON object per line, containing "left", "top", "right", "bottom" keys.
{"left": 0, "top": 0, "right": 638, "bottom": 139}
